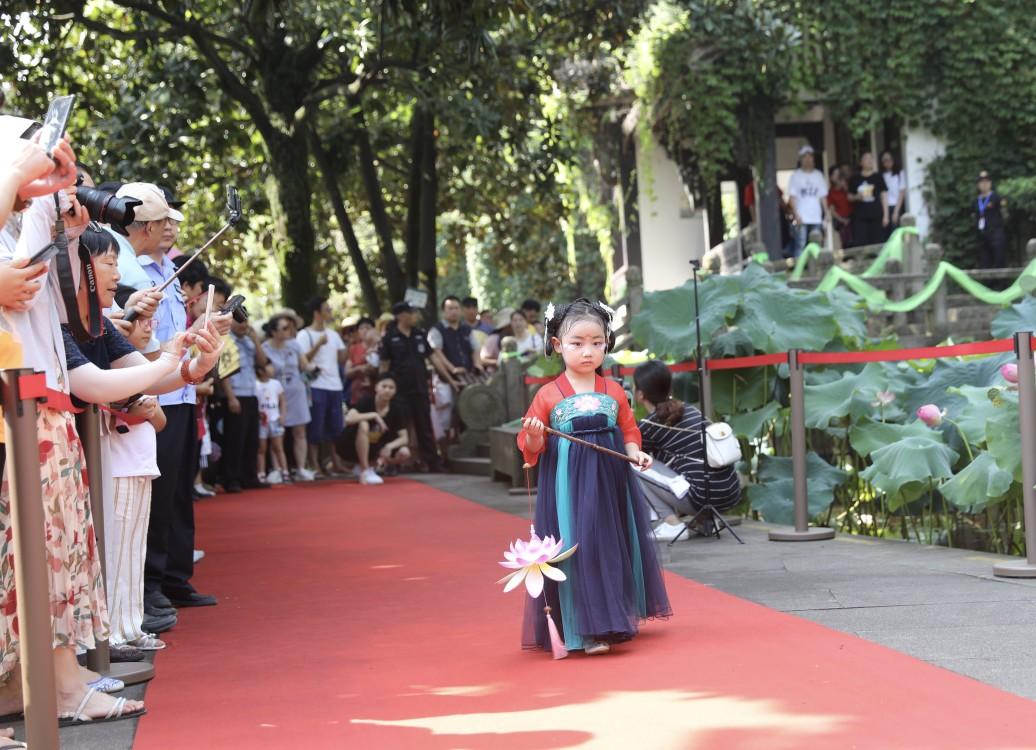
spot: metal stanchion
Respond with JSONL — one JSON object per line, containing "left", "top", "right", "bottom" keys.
{"left": 994, "top": 331, "right": 1036, "bottom": 577}
{"left": 77, "top": 405, "right": 154, "bottom": 684}
{"left": 3, "top": 369, "right": 59, "bottom": 749}
{"left": 769, "top": 350, "right": 835, "bottom": 542}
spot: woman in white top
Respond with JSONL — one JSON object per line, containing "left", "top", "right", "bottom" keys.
{"left": 880, "top": 151, "right": 907, "bottom": 235}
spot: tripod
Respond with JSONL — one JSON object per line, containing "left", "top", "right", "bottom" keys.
{"left": 668, "top": 259, "right": 744, "bottom": 546}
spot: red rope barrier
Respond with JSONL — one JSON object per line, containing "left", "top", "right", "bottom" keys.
{"left": 522, "top": 336, "right": 1022, "bottom": 385}
{"left": 799, "top": 339, "right": 1015, "bottom": 365}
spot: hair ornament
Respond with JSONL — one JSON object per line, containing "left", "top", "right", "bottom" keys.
{"left": 597, "top": 301, "right": 616, "bottom": 331}
{"left": 544, "top": 302, "right": 556, "bottom": 324}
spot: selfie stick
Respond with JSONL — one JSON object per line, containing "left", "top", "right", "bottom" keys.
{"left": 124, "top": 186, "right": 242, "bottom": 323}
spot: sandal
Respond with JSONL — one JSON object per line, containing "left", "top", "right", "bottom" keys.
{"left": 584, "top": 641, "right": 611, "bottom": 655}
{"left": 127, "top": 634, "right": 166, "bottom": 651}
{"left": 86, "top": 676, "right": 125, "bottom": 694}
{"left": 58, "top": 687, "right": 146, "bottom": 727}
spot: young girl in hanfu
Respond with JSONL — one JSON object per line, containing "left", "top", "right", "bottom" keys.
{"left": 518, "top": 299, "right": 671, "bottom": 656}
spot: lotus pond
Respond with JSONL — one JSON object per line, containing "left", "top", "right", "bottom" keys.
{"left": 625, "top": 264, "right": 1036, "bottom": 555}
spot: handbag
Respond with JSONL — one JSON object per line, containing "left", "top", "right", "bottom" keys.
{"left": 641, "top": 418, "right": 742, "bottom": 469}
{"left": 704, "top": 422, "right": 741, "bottom": 468}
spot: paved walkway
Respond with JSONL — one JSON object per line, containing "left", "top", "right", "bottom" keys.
{"left": 419, "top": 473, "right": 1036, "bottom": 702}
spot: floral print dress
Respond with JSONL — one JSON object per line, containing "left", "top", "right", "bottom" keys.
{"left": 0, "top": 408, "right": 110, "bottom": 680}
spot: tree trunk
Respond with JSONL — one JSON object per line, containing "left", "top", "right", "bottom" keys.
{"left": 404, "top": 111, "right": 425, "bottom": 288}
{"left": 354, "top": 110, "right": 406, "bottom": 303}
{"left": 309, "top": 130, "right": 382, "bottom": 316}
{"left": 417, "top": 111, "right": 438, "bottom": 314}
{"left": 759, "top": 119, "right": 783, "bottom": 260}
{"left": 265, "top": 130, "right": 318, "bottom": 313}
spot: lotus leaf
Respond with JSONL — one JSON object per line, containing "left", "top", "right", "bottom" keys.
{"left": 726, "top": 401, "right": 782, "bottom": 440}
{"left": 734, "top": 288, "right": 839, "bottom": 353}
{"left": 849, "top": 419, "right": 941, "bottom": 457}
{"left": 803, "top": 363, "right": 889, "bottom": 429}
{"left": 899, "top": 354, "right": 1013, "bottom": 418}
{"left": 939, "top": 453, "right": 1013, "bottom": 512}
{"left": 946, "top": 385, "right": 1016, "bottom": 446}
{"left": 991, "top": 295, "right": 1036, "bottom": 339}
{"left": 747, "top": 452, "right": 849, "bottom": 525}
{"left": 985, "top": 408, "right": 1022, "bottom": 482}
{"left": 860, "top": 437, "right": 959, "bottom": 510}
{"left": 709, "top": 328, "right": 756, "bottom": 358}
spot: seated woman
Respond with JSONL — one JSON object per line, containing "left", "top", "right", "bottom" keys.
{"left": 340, "top": 373, "right": 410, "bottom": 485}
{"left": 632, "top": 360, "right": 741, "bottom": 541}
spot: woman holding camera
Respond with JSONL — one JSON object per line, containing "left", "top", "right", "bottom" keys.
{"left": 263, "top": 314, "right": 315, "bottom": 481}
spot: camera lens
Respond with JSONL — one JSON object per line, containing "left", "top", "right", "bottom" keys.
{"left": 75, "top": 186, "right": 142, "bottom": 235}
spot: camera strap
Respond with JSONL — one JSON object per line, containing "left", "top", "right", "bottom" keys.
{"left": 52, "top": 193, "right": 101, "bottom": 343}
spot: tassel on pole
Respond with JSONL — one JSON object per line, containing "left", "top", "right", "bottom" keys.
{"left": 544, "top": 605, "right": 568, "bottom": 660}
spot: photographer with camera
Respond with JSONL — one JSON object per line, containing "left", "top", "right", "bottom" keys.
{"left": 0, "top": 128, "right": 150, "bottom": 724}
{"left": 119, "top": 181, "right": 230, "bottom": 612}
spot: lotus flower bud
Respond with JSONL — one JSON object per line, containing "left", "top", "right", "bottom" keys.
{"left": 1001, "top": 363, "right": 1019, "bottom": 384}
{"left": 916, "top": 404, "right": 945, "bottom": 427}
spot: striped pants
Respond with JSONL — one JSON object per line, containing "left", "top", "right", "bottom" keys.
{"left": 107, "top": 476, "right": 152, "bottom": 645}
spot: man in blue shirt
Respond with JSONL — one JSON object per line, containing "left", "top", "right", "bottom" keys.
{"left": 221, "top": 314, "right": 269, "bottom": 492}
{"left": 120, "top": 181, "right": 225, "bottom": 614}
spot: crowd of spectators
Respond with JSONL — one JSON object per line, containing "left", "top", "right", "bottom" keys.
{"left": 0, "top": 110, "right": 554, "bottom": 737}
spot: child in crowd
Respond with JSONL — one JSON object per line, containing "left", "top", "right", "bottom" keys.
{"left": 108, "top": 315, "right": 169, "bottom": 651}
{"left": 256, "top": 362, "right": 289, "bottom": 484}
{"left": 518, "top": 298, "right": 671, "bottom": 656}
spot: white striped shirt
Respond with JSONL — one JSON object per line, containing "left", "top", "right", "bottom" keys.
{"left": 639, "top": 404, "right": 741, "bottom": 509}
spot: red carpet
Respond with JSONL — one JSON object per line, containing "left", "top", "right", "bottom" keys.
{"left": 133, "top": 479, "right": 1036, "bottom": 749}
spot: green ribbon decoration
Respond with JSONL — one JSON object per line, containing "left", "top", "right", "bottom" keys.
{"left": 817, "top": 257, "right": 1036, "bottom": 312}
{"left": 789, "top": 226, "right": 919, "bottom": 282}
{"left": 860, "top": 226, "right": 919, "bottom": 278}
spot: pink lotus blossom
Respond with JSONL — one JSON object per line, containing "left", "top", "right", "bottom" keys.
{"left": 1001, "top": 363, "right": 1019, "bottom": 385}
{"left": 498, "top": 526, "right": 578, "bottom": 598}
{"left": 916, "top": 404, "right": 946, "bottom": 428}
{"left": 872, "top": 390, "right": 895, "bottom": 407}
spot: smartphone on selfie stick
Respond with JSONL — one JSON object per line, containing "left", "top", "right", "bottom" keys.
{"left": 39, "top": 95, "right": 76, "bottom": 158}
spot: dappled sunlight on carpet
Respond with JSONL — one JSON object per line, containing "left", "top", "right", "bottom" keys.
{"left": 132, "top": 479, "right": 1036, "bottom": 750}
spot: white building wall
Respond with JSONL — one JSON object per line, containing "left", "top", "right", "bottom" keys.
{"left": 635, "top": 139, "right": 709, "bottom": 291}
{"left": 903, "top": 127, "right": 946, "bottom": 240}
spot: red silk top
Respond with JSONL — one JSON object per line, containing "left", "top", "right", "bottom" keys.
{"left": 517, "top": 373, "right": 641, "bottom": 467}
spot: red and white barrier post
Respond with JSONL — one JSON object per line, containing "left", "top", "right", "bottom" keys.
{"left": 769, "top": 349, "right": 835, "bottom": 542}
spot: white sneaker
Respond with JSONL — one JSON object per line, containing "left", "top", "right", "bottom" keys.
{"left": 194, "top": 483, "right": 215, "bottom": 497}
{"left": 193, "top": 549, "right": 206, "bottom": 563}
{"left": 352, "top": 464, "right": 363, "bottom": 478}
{"left": 360, "top": 468, "right": 384, "bottom": 485}
{"left": 266, "top": 469, "right": 283, "bottom": 484}
{"left": 652, "top": 521, "right": 687, "bottom": 542}
{"left": 294, "top": 468, "right": 316, "bottom": 482}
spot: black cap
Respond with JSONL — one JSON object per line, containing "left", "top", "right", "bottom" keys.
{"left": 158, "top": 184, "right": 184, "bottom": 208}
{"left": 977, "top": 170, "right": 992, "bottom": 182}
{"left": 392, "top": 300, "right": 417, "bottom": 315}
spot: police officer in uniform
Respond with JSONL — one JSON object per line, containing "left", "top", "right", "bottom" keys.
{"left": 378, "top": 301, "right": 445, "bottom": 472}
{"left": 975, "top": 170, "right": 1007, "bottom": 269}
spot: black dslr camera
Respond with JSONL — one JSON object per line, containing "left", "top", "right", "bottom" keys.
{"left": 220, "top": 294, "right": 249, "bottom": 323}
{"left": 75, "top": 176, "right": 142, "bottom": 235}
